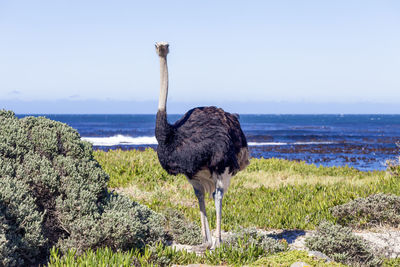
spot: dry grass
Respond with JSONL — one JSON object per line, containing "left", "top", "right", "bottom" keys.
{"left": 113, "top": 182, "right": 198, "bottom": 208}
{"left": 236, "top": 169, "right": 390, "bottom": 189}
{"left": 112, "top": 186, "right": 155, "bottom": 203}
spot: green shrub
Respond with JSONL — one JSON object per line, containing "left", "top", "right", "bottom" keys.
{"left": 0, "top": 110, "right": 167, "bottom": 266}
{"left": 0, "top": 178, "right": 46, "bottom": 266}
{"left": 331, "top": 193, "right": 400, "bottom": 228}
{"left": 305, "top": 221, "right": 382, "bottom": 267}
{"left": 163, "top": 208, "right": 202, "bottom": 245}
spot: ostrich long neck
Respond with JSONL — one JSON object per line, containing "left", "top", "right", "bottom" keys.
{"left": 158, "top": 56, "right": 168, "bottom": 111}
{"left": 156, "top": 55, "right": 172, "bottom": 144}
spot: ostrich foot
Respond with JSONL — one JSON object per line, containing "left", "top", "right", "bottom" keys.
{"left": 192, "top": 241, "right": 213, "bottom": 253}
{"left": 211, "top": 236, "right": 222, "bottom": 249}
{"left": 210, "top": 236, "right": 223, "bottom": 250}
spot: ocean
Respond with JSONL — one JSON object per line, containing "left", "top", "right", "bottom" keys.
{"left": 17, "top": 114, "right": 400, "bottom": 171}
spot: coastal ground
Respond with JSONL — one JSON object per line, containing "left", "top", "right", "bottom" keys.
{"left": 50, "top": 148, "right": 397, "bottom": 266}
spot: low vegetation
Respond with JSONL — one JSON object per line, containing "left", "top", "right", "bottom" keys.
{"left": 305, "top": 221, "right": 382, "bottom": 266}
{"left": 224, "top": 227, "right": 288, "bottom": 254}
{"left": 2, "top": 109, "right": 400, "bottom": 266}
{"left": 91, "top": 148, "right": 400, "bottom": 266}
{"left": 252, "top": 250, "right": 347, "bottom": 266}
{"left": 48, "top": 239, "right": 285, "bottom": 267}
{"left": 45, "top": 246, "right": 400, "bottom": 267}
{"left": 94, "top": 148, "right": 399, "bottom": 230}
{"left": 331, "top": 193, "right": 400, "bottom": 228}
{"left": 163, "top": 208, "right": 202, "bottom": 245}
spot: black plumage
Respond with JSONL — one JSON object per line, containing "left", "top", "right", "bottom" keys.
{"left": 156, "top": 106, "right": 249, "bottom": 179}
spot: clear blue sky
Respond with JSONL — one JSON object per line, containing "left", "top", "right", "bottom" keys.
{"left": 0, "top": 1, "right": 399, "bottom": 113}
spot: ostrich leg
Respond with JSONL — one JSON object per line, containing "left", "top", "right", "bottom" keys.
{"left": 213, "top": 182, "right": 224, "bottom": 248}
{"left": 194, "top": 188, "right": 212, "bottom": 247}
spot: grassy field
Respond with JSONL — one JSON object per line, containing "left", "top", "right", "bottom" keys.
{"left": 48, "top": 245, "right": 349, "bottom": 266}
{"left": 94, "top": 148, "right": 399, "bottom": 230}
{"left": 48, "top": 149, "right": 400, "bottom": 266}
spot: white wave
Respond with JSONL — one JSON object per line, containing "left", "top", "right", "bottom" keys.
{"left": 248, "top": 142, "right": 289, "bottom": 146}
{"left": 248, "top": 141, "right": 336, "bottom": 146}
{"left": 82, "top": 135, "right": 157, "bottom": 146}
{"left": 82, "top": 135, "right": 336, "bottom": 147}
{"left": 293, "top": 141, "right": 336, "bottom": 145}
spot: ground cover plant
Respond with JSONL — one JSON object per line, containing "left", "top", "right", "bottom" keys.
{"left": 48, "top": 239, "right": 285, "bottom": 266}
{"left": 163, "top": 208, "right": 202, "bottom": 245}
{"left": 89, "top": 148, "right": 400, "bottom": 266}
{"left": 331, "top": 193, "right": 400, "bottom": 228}
{"left": 0, "top": 111, "right": 167, "bottom": 266}
{"left": 305, "top": 221, "right": 382, "bottom": 266}
{"left": 252, "top": 250, "right": 347, "bottom": 266}
{"left": 48, "top": 230, "right": 288, "bottom": 266}
{"left": 46, "top": 244, "right": 400, "bottom": 267}
{"left": 224, "top": 227, "right": 287, "bottom": 254}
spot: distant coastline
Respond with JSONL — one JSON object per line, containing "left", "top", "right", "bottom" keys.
{"left": 4, "top": 99, "right": 400, "bottom": 114}
{"left": 16, "top": 114, "right": 400, "bottom": 172}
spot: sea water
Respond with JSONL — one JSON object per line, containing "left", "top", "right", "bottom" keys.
{"left": 17, "top": 114, "right": 400, "bottom": 171}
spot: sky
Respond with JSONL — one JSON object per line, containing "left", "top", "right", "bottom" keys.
{"left": 0, "top": 1, "right": 399, "bottom": 113}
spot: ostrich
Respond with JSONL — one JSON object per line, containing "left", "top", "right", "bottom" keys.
{"left": 154, "top": 42, "right": 249, "bottom": 248}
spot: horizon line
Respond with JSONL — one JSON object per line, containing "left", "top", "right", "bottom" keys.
{"left": 3, "top": 100, "right": 400, "bottom": 114}
{"left": 15, "top": 113, "right": 400, "bottom": 116}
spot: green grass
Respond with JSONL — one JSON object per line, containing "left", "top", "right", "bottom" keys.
{"left": 48, "top": 246, "right": 355, "bottom": 267}
{"left": 47, "top": 148, "right": 399, "bottom": 266}
{"left": 383, "top": 257, "right": 400, "bottom": 267}
{"left": 47, "top": 241, "right": 284, "bottom": 266}
{"left": 45, "top": 246, "right": 400, "bottom": 267}
{"left": 253, "top": 250, "right": 348, "bottom": 266}
{"left": 94, "top": 148, "right": 399, "bottom": 230}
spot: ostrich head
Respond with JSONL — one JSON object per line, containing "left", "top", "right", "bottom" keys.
{"left": 155, "top": 42, "right": 169, "bottom": 58}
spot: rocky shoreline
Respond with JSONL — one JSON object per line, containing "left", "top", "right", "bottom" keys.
{"left": 101, "top": 141, "right": 400, "bottom": 171}
{"left": 249, "top": 142, "right": 399, "bottom": 171}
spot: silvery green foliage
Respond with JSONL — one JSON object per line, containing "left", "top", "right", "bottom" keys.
{"left": 57, "top": 193, "right": 167, "bottom": 253}
{"left": 331, "top": 193, "right": 400, "bottom": 228}
{"left": 225, "top": 227, "right": 287, "bottom": 254}
{"left": 305, "top": 221, "right": 382, "bottom": 267}
{"left": 0, "top": 177, "right": 46, "bottom": 266}
{"left": 0, "top": 110, "right": 167, "bottom": 266}
{"left": 164, "top": 208, "right": 202, "bottom": 245}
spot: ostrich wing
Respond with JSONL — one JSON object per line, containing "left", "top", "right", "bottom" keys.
{"left": 170, "top": 106, "right": 248, "bottom": 177}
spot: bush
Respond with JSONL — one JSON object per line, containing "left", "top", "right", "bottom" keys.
{"left": 331, "top": 193, "right": 400, "bottom": 229}
{"left": 163, "top": 208, "right": 202, "bottom": 245}
{"left": 305, "top": 221, "right": 381, "bottom": 266}
{"left": 0, "top": 110, "right": 167, "bottom": 266}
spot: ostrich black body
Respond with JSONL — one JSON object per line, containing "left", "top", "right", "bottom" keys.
{"left": 156, "top": 106, "right": 248, "bottom": 179}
